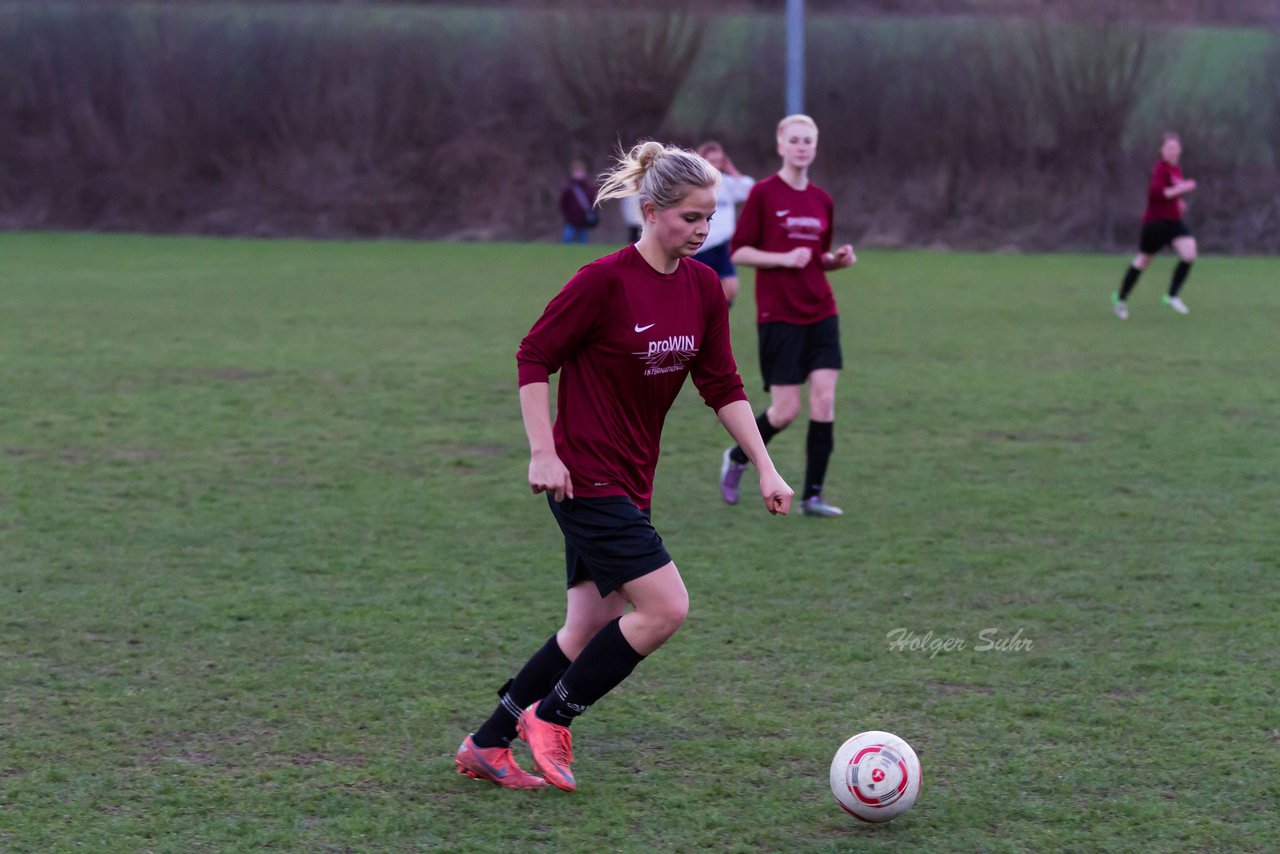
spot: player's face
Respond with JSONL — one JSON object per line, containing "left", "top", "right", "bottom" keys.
{"left": 1161, "top": 138, "right": 1182, "bottom": 164}
{"left": 702, "top": 148, "right": 726, "bottom": 171}
{"left": 777, "top": 123, "right": 818, "bottom": 170}
{"left": 647, "top": 186, "right": 717, "bottom": 259}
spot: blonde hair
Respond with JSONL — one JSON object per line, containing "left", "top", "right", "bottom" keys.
{"left": 595, "top": 141, "right": 721, "bottom": 212}
{"left": 777, "top": 114, "right": 819, "bottom": 139}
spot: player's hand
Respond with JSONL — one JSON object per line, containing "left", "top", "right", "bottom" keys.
{"left": 785, "top": 247, "right": 813, "bottom": 269}
{"left": 529, "top": 451, "right": 573, "bottom": 502}
{"left": 830, "top": 245, "right": 856, "bottom": 268}
{"left": 1184, "top": 179, "right": 1197, "bottom": 191}
{"left": 759, "top": 469, "right": 794, "bottom": 516}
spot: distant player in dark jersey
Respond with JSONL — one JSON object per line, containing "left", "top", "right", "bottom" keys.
{"left": 718, "top": 114, "right": 856, "bottom": 518}
{"left": 455, "top": 142, "right": 793, "bottom": 792}
{"left": 1113, "top": 132, "right": 1198, "bottom": 319}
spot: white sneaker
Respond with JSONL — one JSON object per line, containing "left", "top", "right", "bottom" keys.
{"left": 1164, "top": 295, "right": 1189, "bottom": 314}
{"left": 802, "top": 496, "right": 843, "bottom": 518}
{"left": 1111, "top": 292, "right": 1128, "bottom": 320}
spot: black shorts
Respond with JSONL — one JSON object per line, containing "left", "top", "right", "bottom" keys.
{"left": 758, "top": 315, "right": 843, "bottom": 390}
{"left": 692, "top": 241, "right": 736, "bottom": 278}
{"left": 1139, "top": 219, "right": 1191, "bottom": 255}
{"left": 547, "top": 495, "right": 672, "bottom": 597}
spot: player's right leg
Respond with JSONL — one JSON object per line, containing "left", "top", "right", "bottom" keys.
{"left": 1115, "top": 251, "right": 1151, "bottom": 318}
{"left": 722, "top": 386, "right": 799, "bottom": 504}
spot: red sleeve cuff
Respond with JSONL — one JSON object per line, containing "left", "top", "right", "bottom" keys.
{"left": 707, "top": 387, "right": 748, "bottom": 411}
{"left": 518, "top": 360, "right": 550, "bottom": 387}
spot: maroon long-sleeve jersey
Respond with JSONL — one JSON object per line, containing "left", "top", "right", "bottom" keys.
{"left": 517, "top": 245, "right": 747, "bottom": 509}
{"left": 731, "top": 174, "right": 838, "bottom": 325}
{"left": 1143, "top": 160, "right": 1184, "bottom": 223}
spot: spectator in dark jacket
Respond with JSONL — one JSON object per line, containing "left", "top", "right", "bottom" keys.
{"left": 559, "top": 159, "right": 599, "bottom": 244}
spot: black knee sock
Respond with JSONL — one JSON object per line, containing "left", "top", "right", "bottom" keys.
{"left": 1118, "top": 265, "right": 1142, "bottom": 300}
{"left": 730, "top": 411, "right": 782, "bottom": 465}
{"left": 1169, "top": 261, "right": 1192, "bottom": 297}
{"left": 472, "top": 634, "right": 570, "bottom": 748}
{"left": 535, "top": 618, "right": 645, "bottom": 727}
{"left": 802, "top": 420, "right": 834, "bottom": 500}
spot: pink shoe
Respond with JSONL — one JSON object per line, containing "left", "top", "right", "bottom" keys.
{"left": 455, "top": 733, "right": 548, "bottom": 790}
{"left": 517, "top": 702, "right": 576, "bottom": 792}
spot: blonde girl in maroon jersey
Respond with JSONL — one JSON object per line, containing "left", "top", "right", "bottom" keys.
{"left": 1113, "top": 132, "right": 1198, "bottom": 318}
{"left": 455, "top": 142, "right": 793, "bottom": 792}
{"left": 719, "top": 114, "right": 856, "bottom": 518}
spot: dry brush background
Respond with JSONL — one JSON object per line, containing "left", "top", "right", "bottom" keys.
{"left": 2, "top": 0, "right": 1278, "bottom": 251}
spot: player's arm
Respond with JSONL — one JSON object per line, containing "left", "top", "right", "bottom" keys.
{"left": 516, "top": 271, "right": 604, "bottom": 503}
{"left": 731, "top": 245, "right": 812, "bottom": 269}
{"left": 729, "top": 185, "right": 808, "bottom": 270}
{"left": 1164, "top": 178, "right": 1197, "bottom": 199}
{"left": 821, "top": 246, "right": 856, "bottom": 270}
{"left": 519, "top": 382, "right": 572, "bottom": 502}
{"left": 715, "top": 399, "right": 793, "bottom": 516}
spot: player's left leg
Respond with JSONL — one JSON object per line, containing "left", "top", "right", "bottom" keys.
{"left": 1165, "top": 236, "right": 1196, "bottom": 314}
{"left": 523, "top": 564, "right": 686, "bottom": 790}
{"left": 471, "top": 583, "right": 627, "bottom": 737}
{"left": 802, "top": 368, "right": 842, "bottom": 517}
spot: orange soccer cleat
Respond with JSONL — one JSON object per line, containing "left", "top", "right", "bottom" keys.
{"left": 516, "top": 701, "right": 576, "bottom": 792}
{"left": 455, "top": 734, "right": 548, "bottom": 790}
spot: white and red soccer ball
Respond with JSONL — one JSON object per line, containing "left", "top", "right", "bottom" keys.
{"left": 829, "top": 730, "right": 922, "bottom": 823}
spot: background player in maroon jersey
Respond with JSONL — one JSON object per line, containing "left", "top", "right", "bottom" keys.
{"left": 718, "top": 114, "right": 856, "bottom": 518}
{"left": 456, "top": 142, "right": 793, "bottom": 792}
{"left": 1113, "top": 132, "right": 1198, "bottom": 319}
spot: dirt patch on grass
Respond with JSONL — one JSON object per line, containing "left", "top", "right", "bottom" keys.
{"left": 108, "top": 448, "right": 165, "bottom": 462}
{"left": 982, "top": 431, "right": 1093, "bottom": 444}
{"left": 437, "top": 443, "right": 508, "bottom": 458}
{"left": 927, "top": 680, "right": 994, "bottom": 697}
{"left": 198, "top": 367, "right": 275, "bottom": 382}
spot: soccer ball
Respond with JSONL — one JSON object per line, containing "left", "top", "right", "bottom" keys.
{"left": 829, "top": 730, "right": 922, "bottom": 823}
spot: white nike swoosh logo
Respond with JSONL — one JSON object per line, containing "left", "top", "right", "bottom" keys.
{"left": 776, "top": 210, "right": 790, "bottom": 216}
{"left": 634, "top": 323, "right": 656, "bottom": 333}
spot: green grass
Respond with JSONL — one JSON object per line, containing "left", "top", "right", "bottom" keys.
{"left": 2, "top": 233, "right": 1278, "bottom": 852}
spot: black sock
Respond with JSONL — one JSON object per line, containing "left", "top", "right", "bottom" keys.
{"left": 535, "top": 618, "right": 645, "bottom": 727}
{"left": 471, "top": 634, "right": 570, "bottom": 748}
{"left": 802, "top": 420, "right": 834, "bottom": 500}
{"left": 730, "top": 411, "right": 782, "bottom": 465}
{"left": 1169, "top": 261, "right": 1192, "bottom": 297}
{"left": 1118, "top": 265, "right": 1142, "bottom": 300}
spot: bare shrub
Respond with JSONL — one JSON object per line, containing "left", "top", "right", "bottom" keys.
{"left": 1020, "top": 18, "right": 1166, "bottom": 245}
{"left": 538, "top": 2, "right": 707, "bottom": 151}
{"left": 0, "top": 3, "right": 1276, "bottom": 250}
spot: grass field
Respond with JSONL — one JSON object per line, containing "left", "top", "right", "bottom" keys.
{"left": 2, "top": 233, "right": 1278, "bottom": 852}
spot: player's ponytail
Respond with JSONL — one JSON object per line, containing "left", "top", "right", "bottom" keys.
{"left": 595, "top": 141, "right": 720, "bottom": 213}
